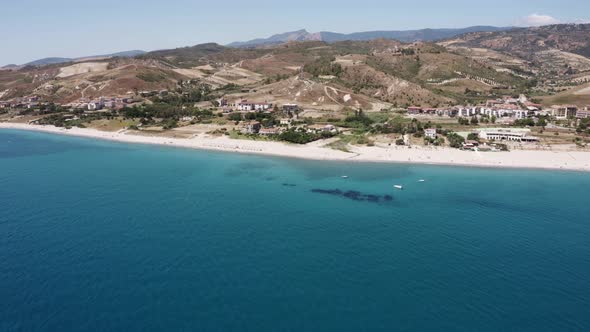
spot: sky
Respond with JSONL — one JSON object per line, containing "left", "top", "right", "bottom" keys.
{"left": 1, "top": 0, "right": 588, "bottom": 66}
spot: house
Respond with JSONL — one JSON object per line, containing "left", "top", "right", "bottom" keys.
{"left": 513, "top": 109, "right": 530, "bottom": 119}
{"left": 255, "top": 102, "right": 272, "bottom": 112}
{"left": 524, "top": 101, "right": 542, "bottom": 112}
{"left": 258, "top": 127, "right": 282, "bottom": 136}
{"left": 575, "top": 107, "right": 590, "bottom": 119}
{"left": 462, "top": 140, "right": 480, "bottom": 150}
{"left": 237, "top": 101, "right": 254, "bottom": 112}
{"left": 241, "top": 121, "right": 261, "bottom": 134}
{"left": 550, "top": 105, "right": 578, "bottom": 119}
{"left": 504, "top": 97, "right": 519, "bottom": 105}
{"left": 0, "top": 101, "right": 9, "bottom": 109}
{"left": 237, "top": 100, "right": 272, "bottom": 112}
{"left": 282, "top": 103, "right": 299, "bottom": 114}
{"left": 103, "top": 100, "right": 117, "bottom": 109}
{"left": 88, "top": 101, "right": 104, "bottom": 111}
{"left": 424, "top": 128, "right": 437, "bottom": 139}
{"left": 279, "top": 118, "right": 293, "bottom": 126}
{"left": 440, "top": 107, "right": 459, "bottom": 117}
{"left": 457, "top": 106, "right": 476, "bottom": 117}
{"left": 488, "top": 99, "right": 503, "bottom": 106}
{"left": 307, "top": 124, "right": 337, "bottom": 134}
{"left": 407, "top": 106, "right": 422, "bottom": 115}
{"left": 139, "top": 90, "right": 158, "bottom": 97}
{"left": 119, "top": 96, "right": 134, "bottom": 104}
{"left": 217, "top": 98, "right": 228, "bottom": 107}
{"left": 64, "top": 116, "right": 80, "bottom": 122}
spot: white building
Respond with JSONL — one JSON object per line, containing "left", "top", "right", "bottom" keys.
{"left": 458, "top": 106, "right": 529, "bottom": 119}
{"left": 88, "top": 101, "right": 104, "bottom": 111}
{"left": 424, "top": 128, "right": 437, "bottom": 139}
{"left": 549, "top": 105, "right": 578, "bottom": 119}
{"left": 236, "top": 100, "right": 272, "bottom": 112}
{"left": 576, "top": 107, "right": 590, "bottom": 119}
{"left": 513, "top": 109, "right": 530, "bottom": 119}
{"left": 478, "top": 128, "right": 539, "bottom": 142}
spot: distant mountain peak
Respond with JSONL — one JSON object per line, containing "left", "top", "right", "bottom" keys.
{"left": 228, "top": 29, "right": 318, "bottom": 47}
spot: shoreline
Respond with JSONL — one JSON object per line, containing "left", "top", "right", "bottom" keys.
{"left": 2, "top": 122, "right": 590, "bottom": 172}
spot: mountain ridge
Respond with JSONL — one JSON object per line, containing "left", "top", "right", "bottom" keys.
{"left": 4, "top": 50, "right": 147, "bottom": 68}
{"left": 227, "top": 26, "right": 513, "bottom": 47}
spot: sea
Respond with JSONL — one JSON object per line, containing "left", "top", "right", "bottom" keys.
{"left": 1, "top": 129, "right": 590, "bottom": 332}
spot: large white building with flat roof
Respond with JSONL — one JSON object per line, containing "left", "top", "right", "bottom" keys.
{"left": 478, "top": 128, "right": 539, "bottom": 142}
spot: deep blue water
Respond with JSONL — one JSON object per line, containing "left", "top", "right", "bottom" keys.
{"left": 1, "top": 129, "right": 590, "bottom": 332}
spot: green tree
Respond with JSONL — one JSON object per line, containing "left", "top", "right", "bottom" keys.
{"left": 447, "top": 133, "right": 465, "bottom": 148}
{"left": 467, "top": 133, "right": 479, "bottom": 141}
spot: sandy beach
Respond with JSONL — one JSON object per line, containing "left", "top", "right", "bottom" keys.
{"left": 2, "top": 122, "right": 590, "bottom": 172}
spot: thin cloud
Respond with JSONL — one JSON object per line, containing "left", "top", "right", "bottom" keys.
{"left": 517, "top": 14, "right": 561, "bottom": 27}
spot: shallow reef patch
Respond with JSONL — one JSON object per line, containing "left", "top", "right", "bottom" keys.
{"left": 311, "top": 188, "right": 394, "bottom": 203}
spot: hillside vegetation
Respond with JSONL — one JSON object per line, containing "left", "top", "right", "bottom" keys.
{"left": 2, "top": 25, "right": 590, "bottom": 108}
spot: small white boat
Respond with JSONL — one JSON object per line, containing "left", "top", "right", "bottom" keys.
{"left": 394, "top": 185, "right": 403, "bottom": 190}
{"left": 418, "top": 179, "right": 426, "bottom": 182}
{"left": 341, "top": 176, "right": 349, "bottom": 179}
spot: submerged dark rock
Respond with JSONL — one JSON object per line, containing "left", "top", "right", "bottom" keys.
{"left": 312, "top": 189, "right": 343, "bottom": 195}
{"left": 311, "top": 188, "right": 394, "bottom": 204}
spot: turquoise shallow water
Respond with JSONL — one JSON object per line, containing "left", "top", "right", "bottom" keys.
{"left": 1, "top": 129, "right": 590, "bottom": 331}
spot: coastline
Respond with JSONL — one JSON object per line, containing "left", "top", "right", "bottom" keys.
{"left": 2, "top": 122, "right": 590, "bottom": 172}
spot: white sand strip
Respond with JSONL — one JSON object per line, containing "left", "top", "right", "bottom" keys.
{"left": 2, "top": 122, "right": 590, "bottom": 172}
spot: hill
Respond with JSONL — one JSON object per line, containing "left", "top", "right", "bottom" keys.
{"left": 444, "top": 24, "right": 590, "bottom": 59}
{"left": 3, "top": 25, "right": 590, "bottom": 109}
{"left": 18, "top": 50, "right": 147, "bottom": 67}
{"left": 439, "top": 23, "right": 590, "bottom": 105}
{"left": 25, "top": 57, "right": 73, "bottom": 67}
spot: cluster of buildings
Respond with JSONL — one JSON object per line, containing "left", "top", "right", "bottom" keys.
{"left": 0, "top": 95, "right": 45, "bottom": 110}
{"left": 221, "top": 99, "right": 302, "bottom": 116}
{"left": 231, "top": 101, "right": 340, "bottom": 137}
{"left": 64, "top": 96, "right": 136, "bottom": 111}
{"left": 407, "top": 105, "right": 535, "bottom": 119}
{"left": 406, "top": 95, "right": 590, "bottom": 121}
{"left": 408, "top": 95, "right": 538, "bottom": 119}
{"left": 410, "top": 103, "right": 589, "bottom": 121}
{"left": 236, "top": 100, "right": 272, "bottom": 112}
{"left": 0, "top": 94, "right": 140, "bottom": 113}
{"left": 240, "top": 120, "right": 337, "bottom": 136}
{"left": 223, "top": 99, "right": 274, "bottom": 112}
{"left": 548, "top": 105, "right": 585, "bottom": 119}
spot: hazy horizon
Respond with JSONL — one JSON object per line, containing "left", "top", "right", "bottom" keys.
{"left": 1, "top": 0, "right": 588, "bottom": 66}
